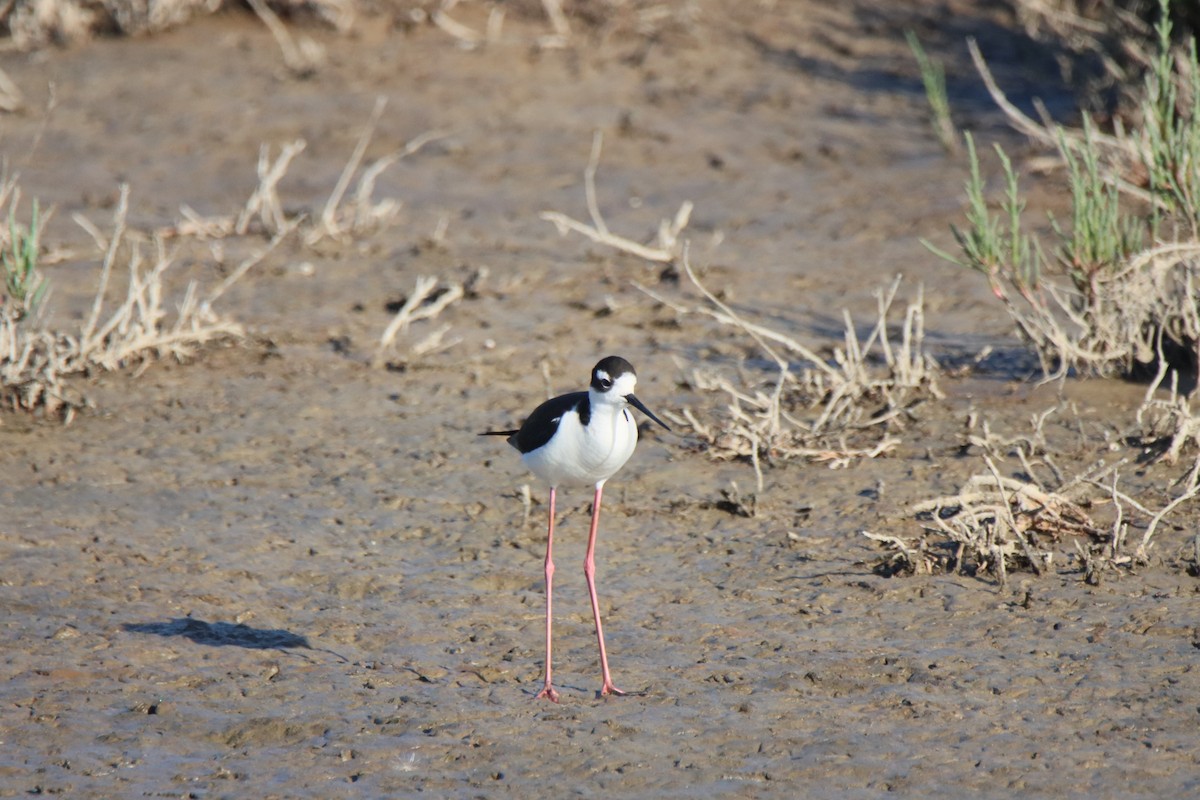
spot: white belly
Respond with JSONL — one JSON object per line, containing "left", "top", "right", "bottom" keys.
{"left": 522, "top": 407, "right": 639, "bottom": 487}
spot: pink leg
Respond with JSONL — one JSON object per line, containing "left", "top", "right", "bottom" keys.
{"left": 584, "top": 482, "right": 625, "bottom": 697}
{"left": 534, "top": 487, "right": 560, "bottom": 702}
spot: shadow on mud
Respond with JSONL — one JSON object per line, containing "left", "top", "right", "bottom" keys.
{"left": 123, "top": 618, "right": 311, "bottom": 651}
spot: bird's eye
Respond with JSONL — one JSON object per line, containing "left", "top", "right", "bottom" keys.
{"left": 599, "top": 379, "right": 612, "bottom": 389}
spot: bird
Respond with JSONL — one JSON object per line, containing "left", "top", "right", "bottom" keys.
{"left": 481, "top": 356, "right": 671, "bottom": 702}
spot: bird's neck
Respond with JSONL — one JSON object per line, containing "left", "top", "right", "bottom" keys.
{"left": 586, "top": 390, "right": 626, "bottom": 418}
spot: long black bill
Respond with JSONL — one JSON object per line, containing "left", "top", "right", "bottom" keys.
{"left": 626, "top": 394, "right": 672, "bottom": 432}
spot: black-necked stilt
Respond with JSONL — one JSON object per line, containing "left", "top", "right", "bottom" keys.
{"left": 481, "top": 356, "right": 671, "bottom": 702}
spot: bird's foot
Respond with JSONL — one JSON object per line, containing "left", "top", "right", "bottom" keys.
{"left": 534, "top": 684, "right": 561, "bottom": 703}
{"left": 599, "top": 681, "right": 626, "bottom": 698}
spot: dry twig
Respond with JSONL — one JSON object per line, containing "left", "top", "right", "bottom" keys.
{"left": 373, "top": 275, "right": 465, "bottom": 367}
{"left": 307, "top": 100, "right": 447, "bottom": 245}
{"left": 541, "top": 131, "right": 692, "bottom": 263}
{"left": 246, "top": 0, "right": 325, "bottom": 77}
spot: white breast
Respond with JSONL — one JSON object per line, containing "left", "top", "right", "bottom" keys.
{"left": 522, "top": 405, "right": 639, "bottom": 487}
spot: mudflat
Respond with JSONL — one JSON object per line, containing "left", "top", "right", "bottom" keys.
{"left": 1, "top": 2, "right": 1197, "bottom": 796}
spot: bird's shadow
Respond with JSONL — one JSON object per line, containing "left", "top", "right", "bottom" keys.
{"left": 123, "top": 617, "right": 312, "bottom": 651}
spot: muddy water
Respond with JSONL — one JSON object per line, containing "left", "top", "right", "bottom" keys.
{"left": 2, "top": 2, "right": 1199, "bottom": 797}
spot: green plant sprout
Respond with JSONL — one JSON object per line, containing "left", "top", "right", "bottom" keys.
{"left": 906, "top": 29, "right": 958, "bottom": 153}
{"left": 2, "top": 200, "right": 48, "bottom": 319}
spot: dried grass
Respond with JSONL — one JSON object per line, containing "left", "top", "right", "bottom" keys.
{"left": 1089, "top": 465, "right": 1200, "bottom": 568}
{"left": 423, "top": 0, "right": 697, "bottom": 50}
{"left": 895, "top": 458, "right": 1100, "bottom": 585}
{"left": 1135, "top": 380, "right": 1200, "bottom": 467}
{"left": 304, "top": 99, "right": 447, "bottom": 246}
{"left": 2, "top": 0, "right": 698, "bottom": 52}
{"left": 1, "top": 185, "right": 280, "bottom": 421}
{"left": 245, "top": 0, "right": 325, "bottom": 77}
{"left": 2, "top": 95, "right": 446, "bottom": 418}
{"left": 866, "top": 394, "right": 1200, "bottom": 585}
{"left": 161, "top": 100, "right": 444, "bottom": 246}
{"left": 1005, "top": 243, "right": 1200, "bottom": 380}
{"left": 429, "top": 0, "right": 507, "bottom": 48}
{"left": 1, "top": 0, "right": 340, "bottom": 49}
{"left": 647, "top": 253, "right": 941, "bottom": 492}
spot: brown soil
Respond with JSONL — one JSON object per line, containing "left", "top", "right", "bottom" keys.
{"left": 2, "top": 2, "right": 1198, "bottom": 796}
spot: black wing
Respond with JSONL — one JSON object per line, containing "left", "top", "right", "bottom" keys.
{"left": 506, "top": 391, "right": 589, "bottom": 454}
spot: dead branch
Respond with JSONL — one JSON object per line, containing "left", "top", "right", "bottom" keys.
{"left": 540, "top": 130, "right": 691, "bottom": 263}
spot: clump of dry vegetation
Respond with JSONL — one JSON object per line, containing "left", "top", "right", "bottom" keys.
{"left": 1, "top": 0, "right": 698, "bottom": 53}
{"left": 1, "top": 100, "right": 454, "bottom": 420}
{"left": 650, "top": 260, "right": 940, "bottom": 490}
{"left": 165, "top": 97, "right": 442, "bottom": 246}
{"left": 1134, "top": 368, "right": 1200, "bottom": 466}
{"left": 865, "top": 404, "right": 1111, "bottom": 586}
{"left": 423, "top": 0, "right": 699, "bottom": 50}
{"left": 0, "top": 0, "right": 348, "bottom": 49}
{"left": 0, "top": 182, "right": 268, "bottom": 421}
{"left": 865, "top": 462, "right": 1100, "bottom": 587}
{"left": 865, "top": 388, "right": 1200, "bottom": 586}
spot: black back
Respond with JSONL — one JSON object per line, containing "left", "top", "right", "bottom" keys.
{"left": 507, "top": 391, "right": 591, "bottom": 454}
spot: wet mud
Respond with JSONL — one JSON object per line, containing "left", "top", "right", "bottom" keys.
{"left": 1, "top": 2, "right": 1198, "bottom": 796}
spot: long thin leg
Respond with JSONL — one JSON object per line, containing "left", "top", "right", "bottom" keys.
{"left": 534, "top": 487, "right": 560, "bottom": 702}
{"left": 584, "top": 482, "right": 625, "bottom": 697}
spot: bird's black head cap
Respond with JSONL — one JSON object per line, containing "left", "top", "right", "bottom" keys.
{"left": 591, "top": 356, "right": 636, "bottom": 391}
